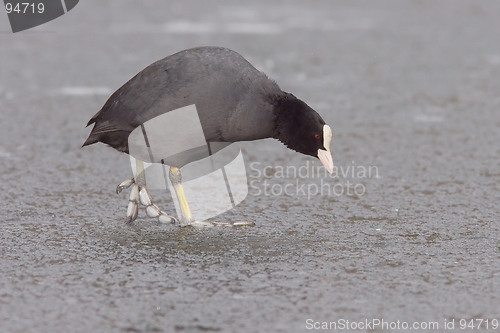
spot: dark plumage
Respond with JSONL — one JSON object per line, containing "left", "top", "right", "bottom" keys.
{"left": 83, "top": 46, "right": 331, "bottom": 169}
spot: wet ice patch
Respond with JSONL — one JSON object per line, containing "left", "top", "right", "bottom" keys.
{"left": 113, "top": 15, "right": 370, "bottom": 36}
{"left": 224, "top": 22, "right": 282, "bottom": 34}
{"left": 0, "top": 146, "right": 22, "bottom": 160}
{"left": 295, "top": 72, "right": 307, "bottom": 82}
{"left": 486, "top": 54, "right": 500, "bottom": 66}
{"left": 414, "top": 115, "right": 444, "bottom": 123}
{"left": 0, "top": 146, "right": 13, "bottom": 159}
{"left": 218, "top": 6, "right": 260, "bottom": 20}
{"left": 163, "top": 21, "right": 282, "bottom": 34}
{"left": 4, "top": 91, "right": 15, "bottom": 100}
{"left": 51, "top": 87, "right": 112, "bottom": 96}
{"left": 163, "top": 21, "right": 216, "bottom": 34}
{"left": 322, "top": 19, "right": 373, "bottom": 31}
{"left": 413, "top": 106, "right": 445, "bottom": 123}
{"left": 285, "top": 17, "right": 373, "bottom": 31}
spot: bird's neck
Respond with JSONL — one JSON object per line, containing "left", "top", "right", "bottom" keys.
{"left": 271, "top": 93, "right": 303, "bottom": 152}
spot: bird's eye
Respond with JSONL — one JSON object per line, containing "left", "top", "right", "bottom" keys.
{"left": 314, "top": 134, "right": 320, "bottom": 140}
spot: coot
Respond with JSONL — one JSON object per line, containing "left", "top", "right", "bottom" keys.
{"left": 83, "top": 46, "right": 333, "bottom": 227}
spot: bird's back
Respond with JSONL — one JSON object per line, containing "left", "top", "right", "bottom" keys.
{"left": 83, "top": 47, "right": 282, "bottom": 153}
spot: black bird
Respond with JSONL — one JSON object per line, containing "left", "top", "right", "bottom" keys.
{"left": 83, "top": 46, "right": 333, "bottom": 226}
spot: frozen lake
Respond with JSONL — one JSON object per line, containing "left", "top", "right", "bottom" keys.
{"left": 1, "top": 1, "right": 499, "bottom": 332}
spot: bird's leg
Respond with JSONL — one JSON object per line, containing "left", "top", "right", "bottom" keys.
{"left": 120, "top": 159, "right": 177, "bottom": 224}
{"left": 168, "top": 166, "right": 255, "bottom": 227}
{"left": 168, "top": 166, "right": 194, "bottom": 227}
{"left": 119, "top": 162, "right": 253, "bottom": 227}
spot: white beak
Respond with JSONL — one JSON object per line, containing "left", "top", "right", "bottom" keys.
{"left": 317, "top": 124, "right": 333, "bottom": 174}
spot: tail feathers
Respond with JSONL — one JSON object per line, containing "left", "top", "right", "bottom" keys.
{"left": 86, "top": 109, "right": 103, "bottom": 127}
{"left": 82, "top": 129, "right": 130, "bottom": 153}
{"left": 82, "top": 135, "right": 99, "bottom": 147}
{"left": 83, "top": 118, "right": 121, "bottom": 148}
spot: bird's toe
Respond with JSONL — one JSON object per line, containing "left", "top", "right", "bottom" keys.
{"left": 159, "top": 212, "right": 177, "bottom": 224}
{"left": 116, "top": 178, "right": 135, "bottom": 194}
{"left": 188, "top": 220, "right": 255, "bottom": 227}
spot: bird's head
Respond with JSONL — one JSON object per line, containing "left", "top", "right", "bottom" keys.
{"left": 272, "top": 94, "right": 334, "bottom": 174}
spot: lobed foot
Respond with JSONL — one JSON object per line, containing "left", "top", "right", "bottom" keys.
{"left": 138, "top": 187, "right": 178, "bottom": 224}
{"left": 125, "top": 183, "right": 139, "bottom": 223}
{"left": 119, "top": 179, "right": 177, "bottom": 225}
